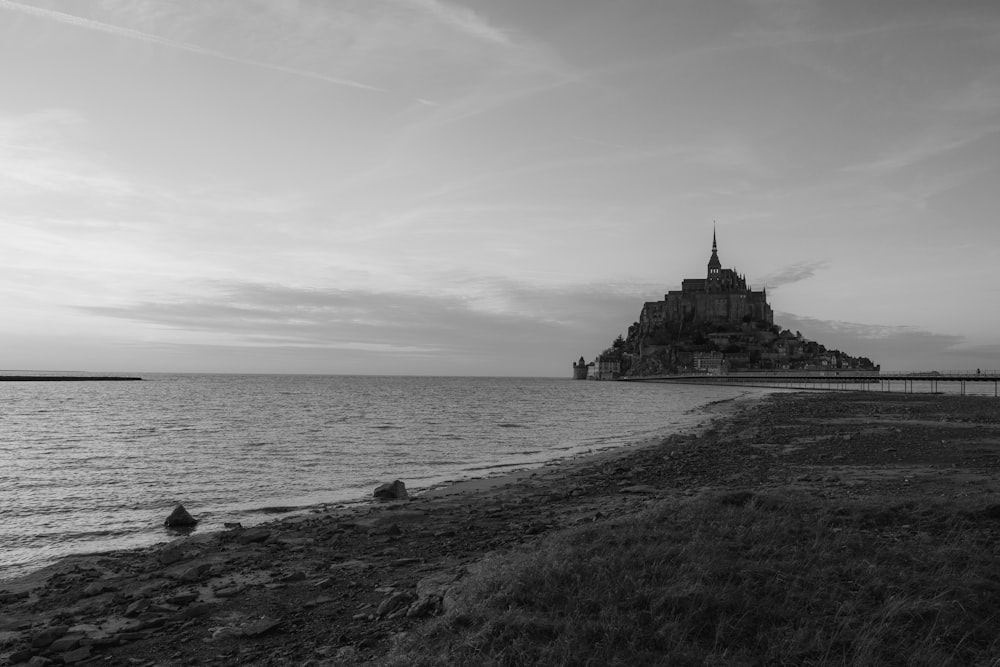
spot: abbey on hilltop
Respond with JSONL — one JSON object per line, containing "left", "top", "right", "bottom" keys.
{"left": 573, "top": 230, "right": 877, "bottom": 379}
{"left": 645, "top": 229, "right": 772, "bottom": 332}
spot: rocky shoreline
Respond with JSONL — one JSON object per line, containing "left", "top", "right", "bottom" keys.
{"left": 3, "top": 390, "right": 1000, "bottom": 666}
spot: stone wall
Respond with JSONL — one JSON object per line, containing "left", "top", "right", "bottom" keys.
{"left": 658, "top": 290, "right": 772, "bottom": 327}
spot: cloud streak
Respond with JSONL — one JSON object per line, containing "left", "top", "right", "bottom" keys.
{"left": 0, "top": 109, "right": 133, "bottom": 199}
{"left": 759, "top": 261, "right": 830, "bottom": 289}
{"left": 73, "top": 279, "right": 648, "bottom": 373}
{"left": 399, "top": 0, "right": 515, "bottom": 47}
{"left": 0, "top": 0, "right": 384, "bottom": 92}
{"left": 842, "top": 125, "right": 1000, "bottom": 176}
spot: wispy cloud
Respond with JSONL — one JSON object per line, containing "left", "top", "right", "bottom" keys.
{"left": 760, "top": 261, "right": 829, "bottom": 289}
{"left": 775, "top": 314, "right": 931, "bottom": 342}
{"left": 0, "top": 0, "right": 384, "bottom": 92}
{"left": 841, "top": 126, "right": 1000, "bottom": 175}
{"left": 77, "top": 278, "right": 648, "bottom": 360}
{"left": 741, "top": 0, "right": 964, "bottom": 50}
{"left": 0, "top": 109, "right": 133, "bottom": 198}
{"left": 398, "top": 0, "right": 515, "bottom": 47}
{"left": 403, "top": 61, "right": 580, "bottom": 131}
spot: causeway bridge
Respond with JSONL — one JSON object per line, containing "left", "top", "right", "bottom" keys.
{"left": 623, "top": 371, "right": 1000, "bottom": 396}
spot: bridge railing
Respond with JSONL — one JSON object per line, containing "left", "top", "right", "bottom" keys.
{"left": 624, "top": 371, "right": 882, "bottom": 381}
{"left": 877, "top": 371, "right": 1000, "bottom": 378}
{"left": 624, "top": 370, "right": 1000, "bottom": 382}
{"left": 664, "top": 370, "right": 1000, "bottom": 379}
{"left": 726, "top": 370, "right": 879, "bottom": 378}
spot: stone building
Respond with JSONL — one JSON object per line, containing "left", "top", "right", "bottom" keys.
{"left": 588, "top": 355, "right": 621, "bottom": 381}
{"left": 692, "top": 351, "right": 725, "bottom": 375}
{"left": 638, "top": 230, "right": 772, "bottom": 332}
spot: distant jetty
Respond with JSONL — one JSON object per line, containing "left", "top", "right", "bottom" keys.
{"left": 0, "top": 376, "right": 142, "bottom": 382}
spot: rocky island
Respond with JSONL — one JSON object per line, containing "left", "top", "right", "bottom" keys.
{"left": 575, "top": 231, "right": 878, "bottom": 379}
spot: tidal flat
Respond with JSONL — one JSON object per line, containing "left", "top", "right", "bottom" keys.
{"left": 3, "top": 391, "right": 1000, "bottom": 666}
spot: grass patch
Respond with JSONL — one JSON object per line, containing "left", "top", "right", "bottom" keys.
{"left": 382, "top": 491, "right": 1000, "bottom": 666}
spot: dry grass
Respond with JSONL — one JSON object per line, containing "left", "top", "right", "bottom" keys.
{"left": 381, "top": 491, "right": 1000, "bottom": 666}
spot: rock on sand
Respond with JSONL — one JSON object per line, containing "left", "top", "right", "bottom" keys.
{"left": 373, "top": 480, "right": 408, "bottom": 500}
{"left": 164, "top": 504, "right": 198, "bottom": 527}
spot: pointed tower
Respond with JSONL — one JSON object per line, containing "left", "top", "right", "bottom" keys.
{"left": 707, "top": 226, "right": 722, "bottom": 290}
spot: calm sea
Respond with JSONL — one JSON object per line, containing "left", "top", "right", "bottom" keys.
{"left": 1, "top": 375, "right": 767, "bottom": 581}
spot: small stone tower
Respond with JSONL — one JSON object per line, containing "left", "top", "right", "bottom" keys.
{"left": 572, "top": 356, "right": 589, "bottom": 380}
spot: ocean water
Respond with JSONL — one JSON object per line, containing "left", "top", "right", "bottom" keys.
{"left": 0, "top": 374, "right": 767, "bottom": 581}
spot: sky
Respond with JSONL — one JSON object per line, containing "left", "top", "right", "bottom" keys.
{"left": 1, "top": 0, "right": 999, "bottom": 376}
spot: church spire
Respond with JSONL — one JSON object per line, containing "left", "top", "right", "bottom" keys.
{"left": 707, "top": 223, "right": 722, "bottom": 289}
{"left": 707, "top": 225, "right": 721, "bottom": 271}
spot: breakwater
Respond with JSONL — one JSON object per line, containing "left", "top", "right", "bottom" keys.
{"left": 0, "top": 376, "right": 142, "bottom": 381}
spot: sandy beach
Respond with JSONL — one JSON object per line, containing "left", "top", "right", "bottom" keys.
{"left": 3, "top": 390, "right": 1000, "bottom": 665}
